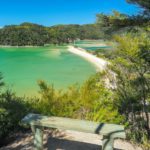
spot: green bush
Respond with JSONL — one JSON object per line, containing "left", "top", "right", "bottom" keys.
{"left": 0, "top": 108, "right": 10, "bottom": 138}
{"left": 0, "top": 90, "right": 34, "bottom": 145}
{"left": 33, "top": 73, "right": 124, "bottom": 124}
{"left": 110, "top": 31, "right": 150, "bottom": 147}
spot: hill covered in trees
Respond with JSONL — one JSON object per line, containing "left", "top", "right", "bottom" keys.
{"left": 0, "top": 23, "right": 102, "bottom": 46}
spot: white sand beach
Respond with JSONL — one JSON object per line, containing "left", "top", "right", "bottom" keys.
{"left": 68, "top": 46, "right": 108, "bottom": 71}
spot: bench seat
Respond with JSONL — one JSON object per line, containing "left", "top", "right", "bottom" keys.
{"left": 22, "top": 113, "right": 126, "bottom": 150}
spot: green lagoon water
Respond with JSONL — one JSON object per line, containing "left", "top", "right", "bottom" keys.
{"left": 74, "top": 40, "right": 111, "bottom": 51}
{"left": 0, "top": 46, "right": 96, "bottom": 96}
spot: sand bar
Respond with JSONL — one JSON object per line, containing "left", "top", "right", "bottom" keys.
{"left": 68, "top": 46, "right": 108, "bottom": 71}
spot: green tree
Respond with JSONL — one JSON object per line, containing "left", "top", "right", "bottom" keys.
{"left": 110, "top": 33, "right": 150, "bottom": 146}
{"left": 127, "top": 0, "right": 150, "bottom": 13}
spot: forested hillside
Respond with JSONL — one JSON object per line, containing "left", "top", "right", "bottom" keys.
{"left": 0, "top": 23, "right": 102, "bottom": 46}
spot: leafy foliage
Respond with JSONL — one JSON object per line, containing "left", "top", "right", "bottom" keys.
{"left": 0, "top": 77, "right": 34, "bottom": 146}
{"left": 109, "top": 32, "right": 150, "bottom": 148}
{"left": 32, "top": 74, "right": 124, "bottom": 124}
{"left": 96, "top": 10, "right": 150, "bottom": 39}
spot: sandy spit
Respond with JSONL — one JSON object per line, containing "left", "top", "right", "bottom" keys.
{"left": 68, "top": 46, "right": 108, "bottom": 71}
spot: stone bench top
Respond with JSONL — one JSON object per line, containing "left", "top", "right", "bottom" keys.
{"left": 22, "top": 113, "right": 125, "bottom": 139}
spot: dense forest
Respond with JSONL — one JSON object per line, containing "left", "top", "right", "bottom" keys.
{"left": 0, "top": 23, "right": 102, "bottom": 46}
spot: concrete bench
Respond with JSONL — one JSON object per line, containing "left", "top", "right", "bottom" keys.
{"left": 22, "top": 113, "right": 126, "bottom": 150}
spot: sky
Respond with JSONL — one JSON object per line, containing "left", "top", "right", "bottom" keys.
{"left": 0, "top": 0, "right": 141, "bottom": 27}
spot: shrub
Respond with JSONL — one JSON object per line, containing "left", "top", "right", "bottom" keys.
{"left": 0, "top": 90, "right": 34, "bottom": 146}
{"left": 110, "top": 31, "right": 150, "bottom": 147}
{"left": 34, "top": 73, "right": 124, "bottom": 124}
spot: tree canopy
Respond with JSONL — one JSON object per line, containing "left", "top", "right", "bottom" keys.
{"left": 0, "top": 23, "right": 103, "bottom": 46}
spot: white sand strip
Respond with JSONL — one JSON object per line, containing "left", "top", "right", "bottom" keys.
{"left": 68, "top": 46, "right": 108, "bottom": 71}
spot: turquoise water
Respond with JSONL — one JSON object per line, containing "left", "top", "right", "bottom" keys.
{"left": 75, "top": 40, "right": 105, "bottom": 45}
{"left": 74, "top": 40, "right": 111, "bottom": 51}
{"left": 79, "top": 46, "right": 111, "bottom": 51}
{"left": 0, "top": 46, "right": 96, "bottom": 96}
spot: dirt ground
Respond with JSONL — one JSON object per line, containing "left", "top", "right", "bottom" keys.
{"left": 0, "top": 130, "right": 142, "bottom": 150}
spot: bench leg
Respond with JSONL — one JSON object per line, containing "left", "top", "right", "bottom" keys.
{"left": 31, "top": 126, "right": 43, "bottom": 150}
{"left": 102, "top": 137, "right": 114, "bottom": 150}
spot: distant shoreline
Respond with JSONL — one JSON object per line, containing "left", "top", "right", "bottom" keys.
{"left": 0, "top": 45, "right": 41, "bottom": 48}
{"left": 0, "top": 44, "right": 68, "bottom": 48}
{"left": 68, "top": 46, "right": 108, "bottom": 71}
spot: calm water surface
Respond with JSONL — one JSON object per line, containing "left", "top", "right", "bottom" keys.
{"left": 0, "top": 46, "right": 96, "bottom": 96}
{"left": 75, "top": 40, "right": 111, "bottom": 51}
